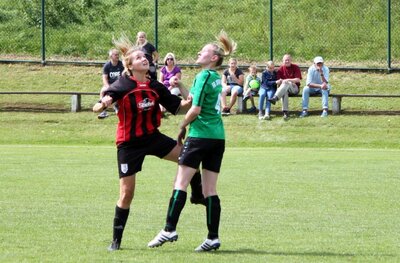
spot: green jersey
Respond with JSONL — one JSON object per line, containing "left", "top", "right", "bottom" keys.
{"left": 188, "top": 69, "right": 225, "bottom": 139}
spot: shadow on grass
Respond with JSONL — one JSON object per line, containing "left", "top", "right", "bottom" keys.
{"left": 216, "top": 248, "right": 396, "bottom": 258}
{"left": 0, "top": 106, "right": 94, "bottom": 113}
{"left": 0, "top": 107, "right": 69, "bottom": 113}
{"left": 234, "top": 109, "right": 400, "bottom": 116}
{"left": 1, "top": 106, "right": 400, "bottom": 116}
{"left": 118, "top": 244, "right": 396, "bottom": 258}
{"left": 337, "top": 110, "right": 400, "bottom": 116}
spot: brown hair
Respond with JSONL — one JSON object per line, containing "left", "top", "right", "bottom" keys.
{"left": 211, "top": 30, "right": 237, "bottom": 67}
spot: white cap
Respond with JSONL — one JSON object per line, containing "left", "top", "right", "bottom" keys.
{"left": 314, "top": 56, "right": 324, "bottom": 64}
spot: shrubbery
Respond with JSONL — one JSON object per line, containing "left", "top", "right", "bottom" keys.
{"left": 1, "top": 0, "right": 398, "bottom": 66}
{"left": 18, "top": 0, "right": 108, "bottom": 28}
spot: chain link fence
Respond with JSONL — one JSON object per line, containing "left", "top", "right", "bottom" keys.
{"left": 0, "top": 0, "right": 399, "bottom": 70}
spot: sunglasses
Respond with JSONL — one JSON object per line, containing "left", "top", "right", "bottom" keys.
{"left": 166, "top": 58, "right": 174, "bottom": 61}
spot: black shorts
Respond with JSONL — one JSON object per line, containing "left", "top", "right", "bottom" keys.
{"left": 117, "top": 132, "right": 176, "bottom": 178}
{"left": 178, "top": 137, "right": 225, "bottom": 173}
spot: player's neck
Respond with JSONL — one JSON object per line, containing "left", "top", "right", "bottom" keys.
{"left": 131, "top": 72, "right": 148, "bottom": 83}
{"left": 201, "top": 63, "right": 216, "bottom": 70}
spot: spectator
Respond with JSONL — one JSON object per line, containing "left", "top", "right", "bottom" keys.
{"left": 159, "top": 52, "right": 182, "bottom": 96}
{"left": 242, "top": 65, "right": 261, "bottom": 113}
{"left": 300, "top": 56, "right": 331, "bottom": 117}
{"left": 259, "top": 61, "right": 280, "bottom": 120}
{"left": 221, "top": 58, "right": 244, "bottom": 115}
{"left": 136, "top": 31, "right": 159, "bottom": 80}
{"left": 98, "top": 48, "right": 124, "bottom": 119}
{"left": 268, "top": 54, "right": 302, "bottom": 119}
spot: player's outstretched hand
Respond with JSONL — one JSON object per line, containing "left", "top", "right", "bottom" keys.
{"left": 180, "top": 95, "right": 192, "bottom": 109}
{"left": 177, "top": 127, "right": 186, "bottom": 146}
{"left": 169, "top": 76, "right": 179, "bottom": 87}
{"left": 92, "top": 101, "right": 106, "bottom": 113}
{"left": 93, "top": 95, "right": 113, "bottom": 113}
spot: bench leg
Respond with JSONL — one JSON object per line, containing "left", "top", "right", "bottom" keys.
{"left": 237, "top": 97, "right": 244, "bottom": 113}
{"left": 332, "top": 96, "right": 341, "bottom": 114}
{"left": 71, "top": 94, "right": 81, "bottom": 112}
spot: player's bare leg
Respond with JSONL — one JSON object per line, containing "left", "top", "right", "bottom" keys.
{"left": 163, "top": 145, "right": 205, "bottom": 205}
{"left": 195, "top": 169, "right": 221, "bottom": 252}
{"left": 108, "top": 175, "right": 136, "bottom": 251}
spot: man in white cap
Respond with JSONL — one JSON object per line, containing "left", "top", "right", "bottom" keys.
{"left": 299, "top": 56, "right": 331, "bottom": 117}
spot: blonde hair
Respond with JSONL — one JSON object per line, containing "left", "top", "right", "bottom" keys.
{"left": 113, "top": 34, "right": 141, "bottom": 76}
{"left": 266, "top": 60, "right": 275, "bottom": 69}
{"left": 163, "top": 52, "right": 176, "bottom": 65}
{"left": 228, "top": 58, "right": 238, "bottom": 64}
{"left": 108, "top": 48, "right": 119, "bottom": 57}
{"left": 211, "top": 30, "right": 237, "bottom": 67}
{"left": 135, "top": 31, "right": 147, "bottom": 46}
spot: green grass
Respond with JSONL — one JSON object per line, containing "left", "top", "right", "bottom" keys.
{"left": 1, "top": 111, "right": 399, "bottom": 149}
{"left": 1, "top": 63, "right": 400, "bottom": 149}
{"left": 1, "top": 64, "right": 400, "bottom": 261}
{"left": 1, "top": 145, "right": 399, "bottom": 262}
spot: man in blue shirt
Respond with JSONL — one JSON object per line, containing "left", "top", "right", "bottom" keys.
{"left": 300, "top": 56, "right": 331, "bottom": 117}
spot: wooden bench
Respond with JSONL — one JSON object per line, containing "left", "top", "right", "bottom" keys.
{"left": 0, "top": 91, "right": 98, "bottom": 112}
{"left": 237, "top": 93, "right": 400, "bottom": 114}
{"left": 2, "top": 91, "right": 399, "bottom": 114}
{"left": 238, "top": 94, "right": 305, "bottom": 113}
{"left": 330, "top": 94, "right": 400, "bottom": 114}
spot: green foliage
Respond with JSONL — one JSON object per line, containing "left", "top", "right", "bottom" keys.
{"left": 1, "top": 0, "right": 399, "bottom": 66}
{"left": 17, "top": 0, "right": 109, "bottom": 28}
{"left": 0, "top": 8, "right": 14, "bottom": 23}
{"left": 18, "top": 0, "right": 82, "bottom": 28}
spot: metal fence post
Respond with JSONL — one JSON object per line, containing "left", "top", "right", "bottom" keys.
{"left": 154, "top": 0, "right": 158, "bottom": 50}
{"left": 387, "top": 0, "right": 391, "bottom": 73}
{"left": 41, "top": 0, "right": 46, "bottom": 66}
{"left": 269, "top": 0, "right": 273, "bottom": 61}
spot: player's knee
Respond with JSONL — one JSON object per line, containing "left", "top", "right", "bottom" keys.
{"left": 202, "top": 185, "right": 217, "bottom": 197}
{"left": 120, "top": 189, "right": 134, "bottom": 205}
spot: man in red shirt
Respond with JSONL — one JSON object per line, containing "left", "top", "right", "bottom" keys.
{"left": 268, "top": 54, "right": 302, "bottom": 119}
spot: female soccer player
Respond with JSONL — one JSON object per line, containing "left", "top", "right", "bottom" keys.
{"left": 94, "top": 35, "right": 204, "bottom": 251}
{"left": 148, "top": 30, "right": 236, "bottom": 252}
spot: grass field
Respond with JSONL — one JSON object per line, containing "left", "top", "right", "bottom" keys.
{"left": 1, "top": 64, "right": 400, "bottom": 262}
{"left": 1, "top": 145, "right": 399, "bottom": 262}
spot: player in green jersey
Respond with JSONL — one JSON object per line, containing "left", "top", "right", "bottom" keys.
{"left": 148, "top": 30, "right": 237, "bottom": 252}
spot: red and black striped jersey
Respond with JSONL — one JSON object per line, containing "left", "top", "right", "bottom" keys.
{"left": 105, "top": 74, "right": 181, "bottom": 145}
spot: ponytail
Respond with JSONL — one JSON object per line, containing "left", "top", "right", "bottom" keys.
{"left": 213, "top": 30, "right": 237, "bottom": 67}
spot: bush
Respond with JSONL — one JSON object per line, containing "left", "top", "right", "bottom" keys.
{"left": 17, "top": 0, "right": 108, "bottom": 28}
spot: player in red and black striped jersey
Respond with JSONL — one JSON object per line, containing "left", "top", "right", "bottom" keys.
{"left": 97, "top": 36, "right": 204, "bottom": 251}
{"left": 105, "top": 74, "right": 181, "bottom": 144}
